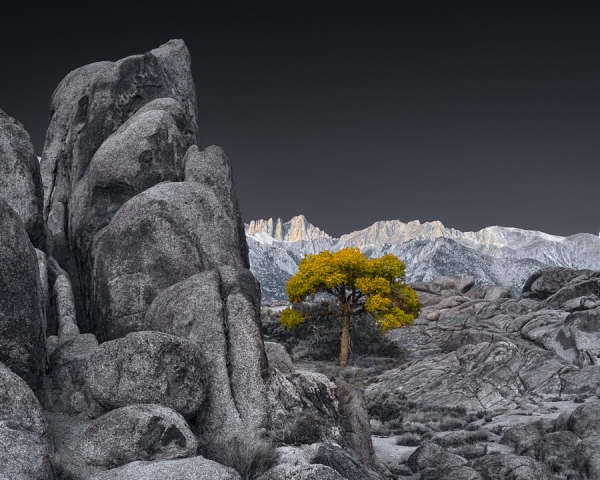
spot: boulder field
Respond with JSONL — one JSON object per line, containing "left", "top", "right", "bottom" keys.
{"left": 364, "top": 271, "right": 600, "bottom": 479}
{"left": 0, "top": 40, "right": 381, "bottom": 479}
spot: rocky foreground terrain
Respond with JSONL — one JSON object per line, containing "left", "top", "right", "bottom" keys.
{"left": 1, "top": 39, "right": 599, "bottom": 480}
{"left": 262, "top": 269, "right": 600, "bottom": 479}
{"left": 246, "top": 216, "right": 600, "bottom": 301}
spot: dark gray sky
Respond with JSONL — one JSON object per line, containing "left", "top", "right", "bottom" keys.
{"left": 2, "top": 2, "right": 599, "bottom": 237}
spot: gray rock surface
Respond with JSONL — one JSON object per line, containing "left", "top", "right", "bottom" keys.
{"left": 335, "top": 380, "right": 378, "bottom": 470}
{"left": 83, "top": 404, "right": 197, "bottom": 467}
{"left": 433, "top": 274, "right": 475, "bottom": 293}
{"left": 184, "top": 145, "right": 249, "bottom": 263}
{"left": 40, "top": 39, "right": 199, "bottom": 328}
{"left": 421, "top": 466, "right": 482, "bottom": 480}
{"left": 69, "top": 102, "right": 194, "bottom": 317}
{"left": 568, "top": 400, "right": 600, "bottom": 439}
{"left": 46, "top": 333, "right": 98, "bottom": 414}
{"left": 85, "top": 331, "right": 207, "bottom": 418}
{"left": 470, "top": 454, "right": 555, "bottom": 480}
{"left": 88, "top": 457, "right": 243, "bottom": 480}
{"left": 312, "top": 443, "right": 379, "bottom": 479}
{"left": 0, "top": 108, "right": 46, "bottom": 250}
{"left": 465, "top": 285, "right": 512, "bottom": 301}
{"left": 257, "top": 464, "right": 346, "bottom": 480}
{"left": 406, "top": 443, "right": 467, "bottom": 472}
{"left": 0, "top": 199, "right": 46, "bottom": 396}
{"left": 0, "top": 361, "right": 53, "bottom": 480}
{"left": 91, "top": 181, "right": 249, "bottom": 340}
{"left": 265, "top": 341, "right": 295, "bottom": 374}
{"left": 145, "top": 269, "right": 269, "bottom": 454}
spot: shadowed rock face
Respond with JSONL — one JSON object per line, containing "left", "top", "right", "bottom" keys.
{"left": 0, "top": 200, "right": 46, "bottom": 396}
{"left": 40, "top": 40, "right": 199, "bottom": 330}
{"left": 83, "top": 404, "right": 198, "bottom": 468}
{"left": 85, "top": 331, "right": 208, "bottom": 418}
{"left": 0, "top": 108, "right": 46, "bottom": 250}
{"left": 0, "top": 361, "right": 53, "bottom": 480}
{"left": 145, "top": 268, "right": 269, "bottom": 454}
{"left": 91, "top": 181, "right": 250, "bottom": 340}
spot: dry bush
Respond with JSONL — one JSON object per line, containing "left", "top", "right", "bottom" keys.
{"left": 269, "top": 411, "right": 329, "bottom": 446}
{"left": 395, "top": 433, "right": 422, "bottom": 446}
{"left": 212, "top": 436, "right": 279, "bottom": 480}
{"left": 439, "top": 415, "right": 466, "bottom": 431}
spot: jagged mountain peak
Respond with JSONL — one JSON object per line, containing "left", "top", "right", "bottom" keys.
{"left": 246, "top": 214, "right": 600, "bottom": 301}
{"left": 246, "top": 214, "right": 333, "bottom": 243}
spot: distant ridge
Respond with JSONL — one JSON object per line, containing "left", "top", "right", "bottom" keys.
{"left": 246, "top": 216, "right": 600, "bottom": 301}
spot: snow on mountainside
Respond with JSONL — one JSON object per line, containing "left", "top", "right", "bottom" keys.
{"left": 246, "top": 216, "right": 600, "bottom": 301}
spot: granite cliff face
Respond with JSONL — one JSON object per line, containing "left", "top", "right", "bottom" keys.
{"left": 0, "top": 42, "right": 380, "bottom": 479}
{"left": 246, "top": 216, "right": 600, "bottom": 301}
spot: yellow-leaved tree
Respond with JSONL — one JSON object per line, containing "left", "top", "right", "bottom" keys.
{"left": 280, "top": 247, "right": 421, "bottom": 367}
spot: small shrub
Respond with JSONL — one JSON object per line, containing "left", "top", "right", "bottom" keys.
{"left": 395, "top": 433, "right": 422, "bottom": 446}
{"left": 465, "top": 422, "right": 481, "bottom": 431}
{"left": 212, "top": 436, "right": 279, "bottom": 480}
{"left": 439, "top": 415, "right": 465, "bottom": 431}
{"left": 270, "top": 411, "right": 329, "bottom": 446}
{"left": 433, "top": 430, "right": 489, "bottom": 448}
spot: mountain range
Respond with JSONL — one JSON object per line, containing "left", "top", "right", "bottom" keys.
{"left": 246, "top": 215, "right": 600, "bottom": 301}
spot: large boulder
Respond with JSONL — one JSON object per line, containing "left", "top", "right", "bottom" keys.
{"left": 91, "top": 181, "right": 249, "bottom": 340}
{"left": 85, "top": 331, "right": 207, "bottom": 418}
{"left": 0, "top": 361, "right": 53, "bottom": 480}
{"left": 465, "top": 285, "right": 512, "bottom": 301}
{"left": 265, "top": 341, "right": 295, "bottom": 374}
{"left": 433, "top": 274, "right": 475, "bottom": 293}
{"left": 406, "top": 443, "right": 466, "bottom": 473}
{"left": 257, "top": 464, "right": 346, "bottom": 480}
{"left": 470, "top": 454, "right": 555, "bottom": 480}
{"left": 311, "top": 443, "right": 379, "bottom": 479}
{"left": 0, "top": 109, "right": 46, "bottom": 250}
{"left": 522, "top": 267, "right": 595, "bottom": 299}
{"left": 567, "top": 400, "right": 600, "bottom": 439}
{"left": 183, "top": 145, "right": 248, "bottom": 264}
{"left": 69, "top": 101, "right": 194, "bottom": 318}
{"left": 145, "top": 269, "right": 269, "bottom": 454}
{"left": 88, "top": 457, "right": 243, "bottom": 480}
{"left": 0, "top": 199, "right": 46, "bottom": 396}
{"left": 83, "top": 404, "right": 197, "bottom": 467}
{"left": 40, "top": 39, "right": 199, "bottom": 328}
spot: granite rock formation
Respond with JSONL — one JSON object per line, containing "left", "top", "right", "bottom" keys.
{"left": 0, "top": 108, "right": 46, "bottom": 250}
{"left": 0, "top": 199, "right": 47, "bottom": 397}
{"left": 0, "top": 40, "right": 381, "bottom": 479}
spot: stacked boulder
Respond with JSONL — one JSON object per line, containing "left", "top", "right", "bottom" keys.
{"left": 1, "top": 41, "right": 382, "bottom": 479}
{"left": 0, "top": 109, "right": 53, "bottom": 479}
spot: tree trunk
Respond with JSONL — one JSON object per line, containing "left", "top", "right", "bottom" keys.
{"left": 340, "top": 310, "right": 351, "bottom": 367}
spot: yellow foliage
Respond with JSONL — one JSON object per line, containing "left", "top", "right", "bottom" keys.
{"left": 280, "top": 308, "right": 305, "bottom": 329}
{"left": 283, "top": 248, "right": 421, "bottom": 332}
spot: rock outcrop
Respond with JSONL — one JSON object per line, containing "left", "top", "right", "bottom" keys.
{"left": 0, "top": 40, "right": 385, "bottom": 480}
{"left": 88, "top": 457, "right": 243, "bottom": 480}
{"left": 0, "top": 361, "right": 53, "bottom": 479}
{"left": 0, "top": 108, "right": 46, "bottom": 250}
{"left": 0, "top": 199, "right": 47, "bottom": 396}
{"left": 85, "top": 331, "right": 208, "bottom": 418}
{"left": 83, "top": 404, "right": 198, "bottom": 467}
{"left": 41, "top": 40, "right": 200, "bottom": 329}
